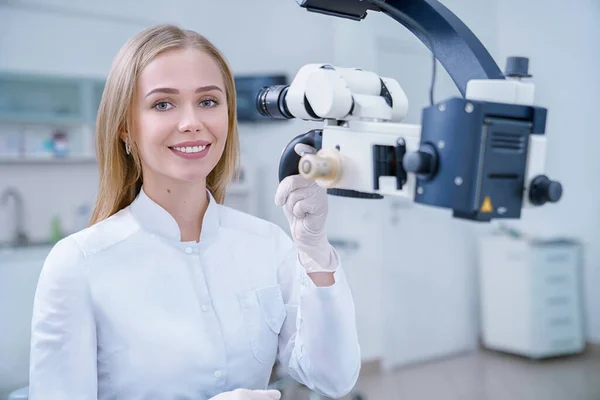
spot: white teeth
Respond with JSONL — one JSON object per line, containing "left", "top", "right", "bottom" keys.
{"left": 173, "top": 145, "right": 207, "bottom": 153}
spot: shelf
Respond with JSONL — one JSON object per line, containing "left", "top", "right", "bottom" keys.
{"left": 0, "top": 71, "right": 105, "bottom": 127}
{"left": 0, "top": 156, "right": 97, "bottom": 165}
{"left": 0, "top": 111, "right": 84, "bottom": 126}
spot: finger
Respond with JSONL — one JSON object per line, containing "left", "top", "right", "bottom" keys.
{"left": 248, "top": 390, "right": 281, "bottom": 400}
{"left": 265, "top": 390, "right": 282, "bottom": 400}
{"left": 275, "top": 175, "right": 315, "bottom": 206}
{"left": 292, "top": 196, "right": 319, "bottom": 218}
{"left": 285, "top": 185, "right": 320, "bottom": 218}
{"left": 231, "top": 388, "right": 251, "bottom": 397}
{"left": 288, "top": 174, "right": 316, "bottom": 190}
{"left": 281, "top": 201, "right": 294, "bottom": 223}
{"left": 294, "top": 143, "right": 317, "bottom": 156}
{"left": 274, "top": 176, "right": 294, "bottom": 207}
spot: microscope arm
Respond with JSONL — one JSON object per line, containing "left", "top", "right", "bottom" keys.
{"left": 297, "top": 0, "right": 505, "bottom": 96}
{"left": 260, "top": 0, "right": 562, "bottom": 221}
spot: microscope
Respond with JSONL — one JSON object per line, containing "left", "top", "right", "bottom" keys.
{"left": 255, "top": 0, "right": 563, "bottom": 222}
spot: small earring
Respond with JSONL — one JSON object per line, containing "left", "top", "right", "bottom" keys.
{"left": 125, "top": 139, "right": 131, "bottom": 155}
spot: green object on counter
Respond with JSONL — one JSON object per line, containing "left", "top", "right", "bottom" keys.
{"left": 50, "top": 215, "right": 64, "bottom": 244}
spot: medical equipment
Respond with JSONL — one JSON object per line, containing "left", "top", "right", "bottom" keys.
{"left": 478, "top": 233, "right": 584, "bottom": 358}
{"left": 256, "top": 0, "right": 563, "bottom": 222}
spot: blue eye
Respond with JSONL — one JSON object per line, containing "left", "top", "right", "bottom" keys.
{"left": 200, "top": 99, "right": 218, "bottom": 108}
{"left": 153, "top": 101, "right": 173, "bottom": 111}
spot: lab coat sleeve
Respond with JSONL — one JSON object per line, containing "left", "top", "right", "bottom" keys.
{"left": 29, "top": 236, "right": 98, "bottom": 400}
{"left": 274, "top": 227, "right": 361, "bottom": 399}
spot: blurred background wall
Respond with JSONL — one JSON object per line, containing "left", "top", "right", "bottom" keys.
{"left": 1, "top": 0, "right": 599, "bottom": 398}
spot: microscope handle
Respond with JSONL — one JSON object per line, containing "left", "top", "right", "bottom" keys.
{"left": 278, "top": 129, "right": 323, "bottom": 182}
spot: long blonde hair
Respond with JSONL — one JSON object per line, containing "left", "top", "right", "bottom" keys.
{"left": 90, "top": 24, "right": 239, "bottom": 225}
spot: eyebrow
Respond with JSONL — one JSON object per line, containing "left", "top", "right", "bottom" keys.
{"left": 145, "top": 85, "right": 223, "bottom": 98}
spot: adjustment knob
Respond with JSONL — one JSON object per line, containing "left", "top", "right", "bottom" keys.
{"left": 403, "top": 151, "right": 433, "bottom": 174}
{"left": 505, "top": 56, "right": 532, "bottom": 78}
{"left": 402, "top": 144, "right": 438, "bottom": 180}
{"left": 529, "top": 175, "right": 563, "bottom": 205}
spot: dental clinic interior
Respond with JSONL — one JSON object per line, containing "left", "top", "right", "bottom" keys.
{"left": 1, "top": 0, "right": 599, "bottom": 399}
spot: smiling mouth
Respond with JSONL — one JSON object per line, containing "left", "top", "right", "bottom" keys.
{"left": 170, "top": 144, "right": 210, "bottom": 154}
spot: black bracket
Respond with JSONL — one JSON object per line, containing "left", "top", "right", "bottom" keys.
{"left": 299, "top": 0, "right": 505, "bottom": 96}
{"left": 372, "top": 139, "right": 407, "bottom": 191}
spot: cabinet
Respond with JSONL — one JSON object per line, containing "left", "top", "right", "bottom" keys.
{"left": 0, "top": 71, "right": 104, "bottom": 163}
{"left": 0, "top": 246, "right": 52, "bottom": 398}
{"left": 325, "top": 197, "right": 480, "bottom": 367}
{"left": 478, "top": 234, "right": 585, "bottom": 358}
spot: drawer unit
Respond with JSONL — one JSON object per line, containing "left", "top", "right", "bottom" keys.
{"left": 478, "top": 235, "right": 584, "bottom": 358}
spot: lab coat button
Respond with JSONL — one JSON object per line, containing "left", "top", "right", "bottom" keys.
{"left": 214, "top": 370, "right": 222, "bottom": 378}
{"left": 185, "top": 247, "right": 192, "bottom": 254}
{"left": 201, "top": 304, "right": 209, "bottom": 312}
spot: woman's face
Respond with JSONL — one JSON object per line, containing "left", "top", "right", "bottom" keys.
{"left": 131, "top": 47, "right": 228, "bottom": 185}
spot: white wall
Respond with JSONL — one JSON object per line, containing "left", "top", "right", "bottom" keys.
{"left": 365, "top": 0, "right": 600, "bottom": 346}
{"left": 329, "top": 0, "right": 502, "bottom": 366}
{"left": 1, "top": 2, "right": 599, "bottom": 397}
{"left": 0, "top": 0, "right": 333, "bottom": 241}
{"left": 492, "top": 0, "right": 600, "bottom": 342}
{"left": 329, "top": 0, "right": 600, "bottom": 365}
{"left": 0, "top": 1, "right": 334, "bottom": 397}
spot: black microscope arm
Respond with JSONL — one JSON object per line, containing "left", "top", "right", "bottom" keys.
{"left": 296, "top": 0, "right": 505, "bottom": 96}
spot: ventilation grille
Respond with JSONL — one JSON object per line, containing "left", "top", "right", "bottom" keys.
{"left": 491, "top": 132, "right": 526, "bottom": 152}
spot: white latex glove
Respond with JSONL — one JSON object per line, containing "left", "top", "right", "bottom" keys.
{"left": 209, "top": 389, "right": 281, "bottom": 400}
{"left": 275, "top": 149, "right": 338, "bottom": 273}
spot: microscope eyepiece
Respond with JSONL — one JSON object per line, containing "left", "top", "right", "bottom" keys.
{"left": 255, "top": 85, "right": 294, "bottom": 119}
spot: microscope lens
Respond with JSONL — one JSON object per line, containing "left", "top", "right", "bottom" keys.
{"left": 255, "top": 85, "right": 294, "bottom": 119}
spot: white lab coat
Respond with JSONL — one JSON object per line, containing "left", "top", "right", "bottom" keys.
{"left": 28, "top": 188, "right": 361, "bottom": 400}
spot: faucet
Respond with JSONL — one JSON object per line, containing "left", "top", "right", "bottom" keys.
{"left": 1, "top": 187, "right": 29, "bottom": 247}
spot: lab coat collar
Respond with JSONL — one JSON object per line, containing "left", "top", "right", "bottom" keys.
{"left": 130, "top": 186, "right": 219, "bottom": 244}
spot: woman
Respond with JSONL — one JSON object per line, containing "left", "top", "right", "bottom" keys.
{"left": 29, "top": 24, "right": 360, "bottom": 400}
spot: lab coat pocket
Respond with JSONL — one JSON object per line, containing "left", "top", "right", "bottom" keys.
{"left": 239, "top": 284, "right": 287, "bottom": 364}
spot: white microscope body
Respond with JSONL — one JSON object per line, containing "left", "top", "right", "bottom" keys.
{"left": 271, "top": 63, "right": 553, "bottom": 219}
{"left": 256, "top": 1, "right": 562, "bottom": 222}
{"left": 285, "top": 63, "right": 419, "bottom": 199}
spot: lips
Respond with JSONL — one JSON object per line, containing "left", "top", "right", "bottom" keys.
{"left": 168, "top": 140, "right": 212, "bottom": 159}
{"left": 171, "top": 144, "right": 209, "bottom": 154}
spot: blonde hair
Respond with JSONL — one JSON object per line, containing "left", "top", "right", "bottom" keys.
{"left": 90, "top": 24, "right": 239, "bottom": 225}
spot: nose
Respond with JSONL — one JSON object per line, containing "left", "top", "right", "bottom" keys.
{"left": 178, "top": 106, "right": 204, "bottom": 133}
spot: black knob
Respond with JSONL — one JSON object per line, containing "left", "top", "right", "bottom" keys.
{"left": 529, "top": 175, "right": 563, "bottom": 205}
{"left": 403, "top": 151, "right": 433, "bottom": 174}
{"left": 505, "top": 56, "right": 532, "bottom": 78}
{"left": 402, "top": 143, "right": 438, "bottom": 181}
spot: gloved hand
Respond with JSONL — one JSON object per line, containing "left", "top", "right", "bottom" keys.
{"left": 275, "top": 145, "right": 339, "bottom": 273}
{"left": 209, "top": 388, "right": 281, "bottom": 400}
